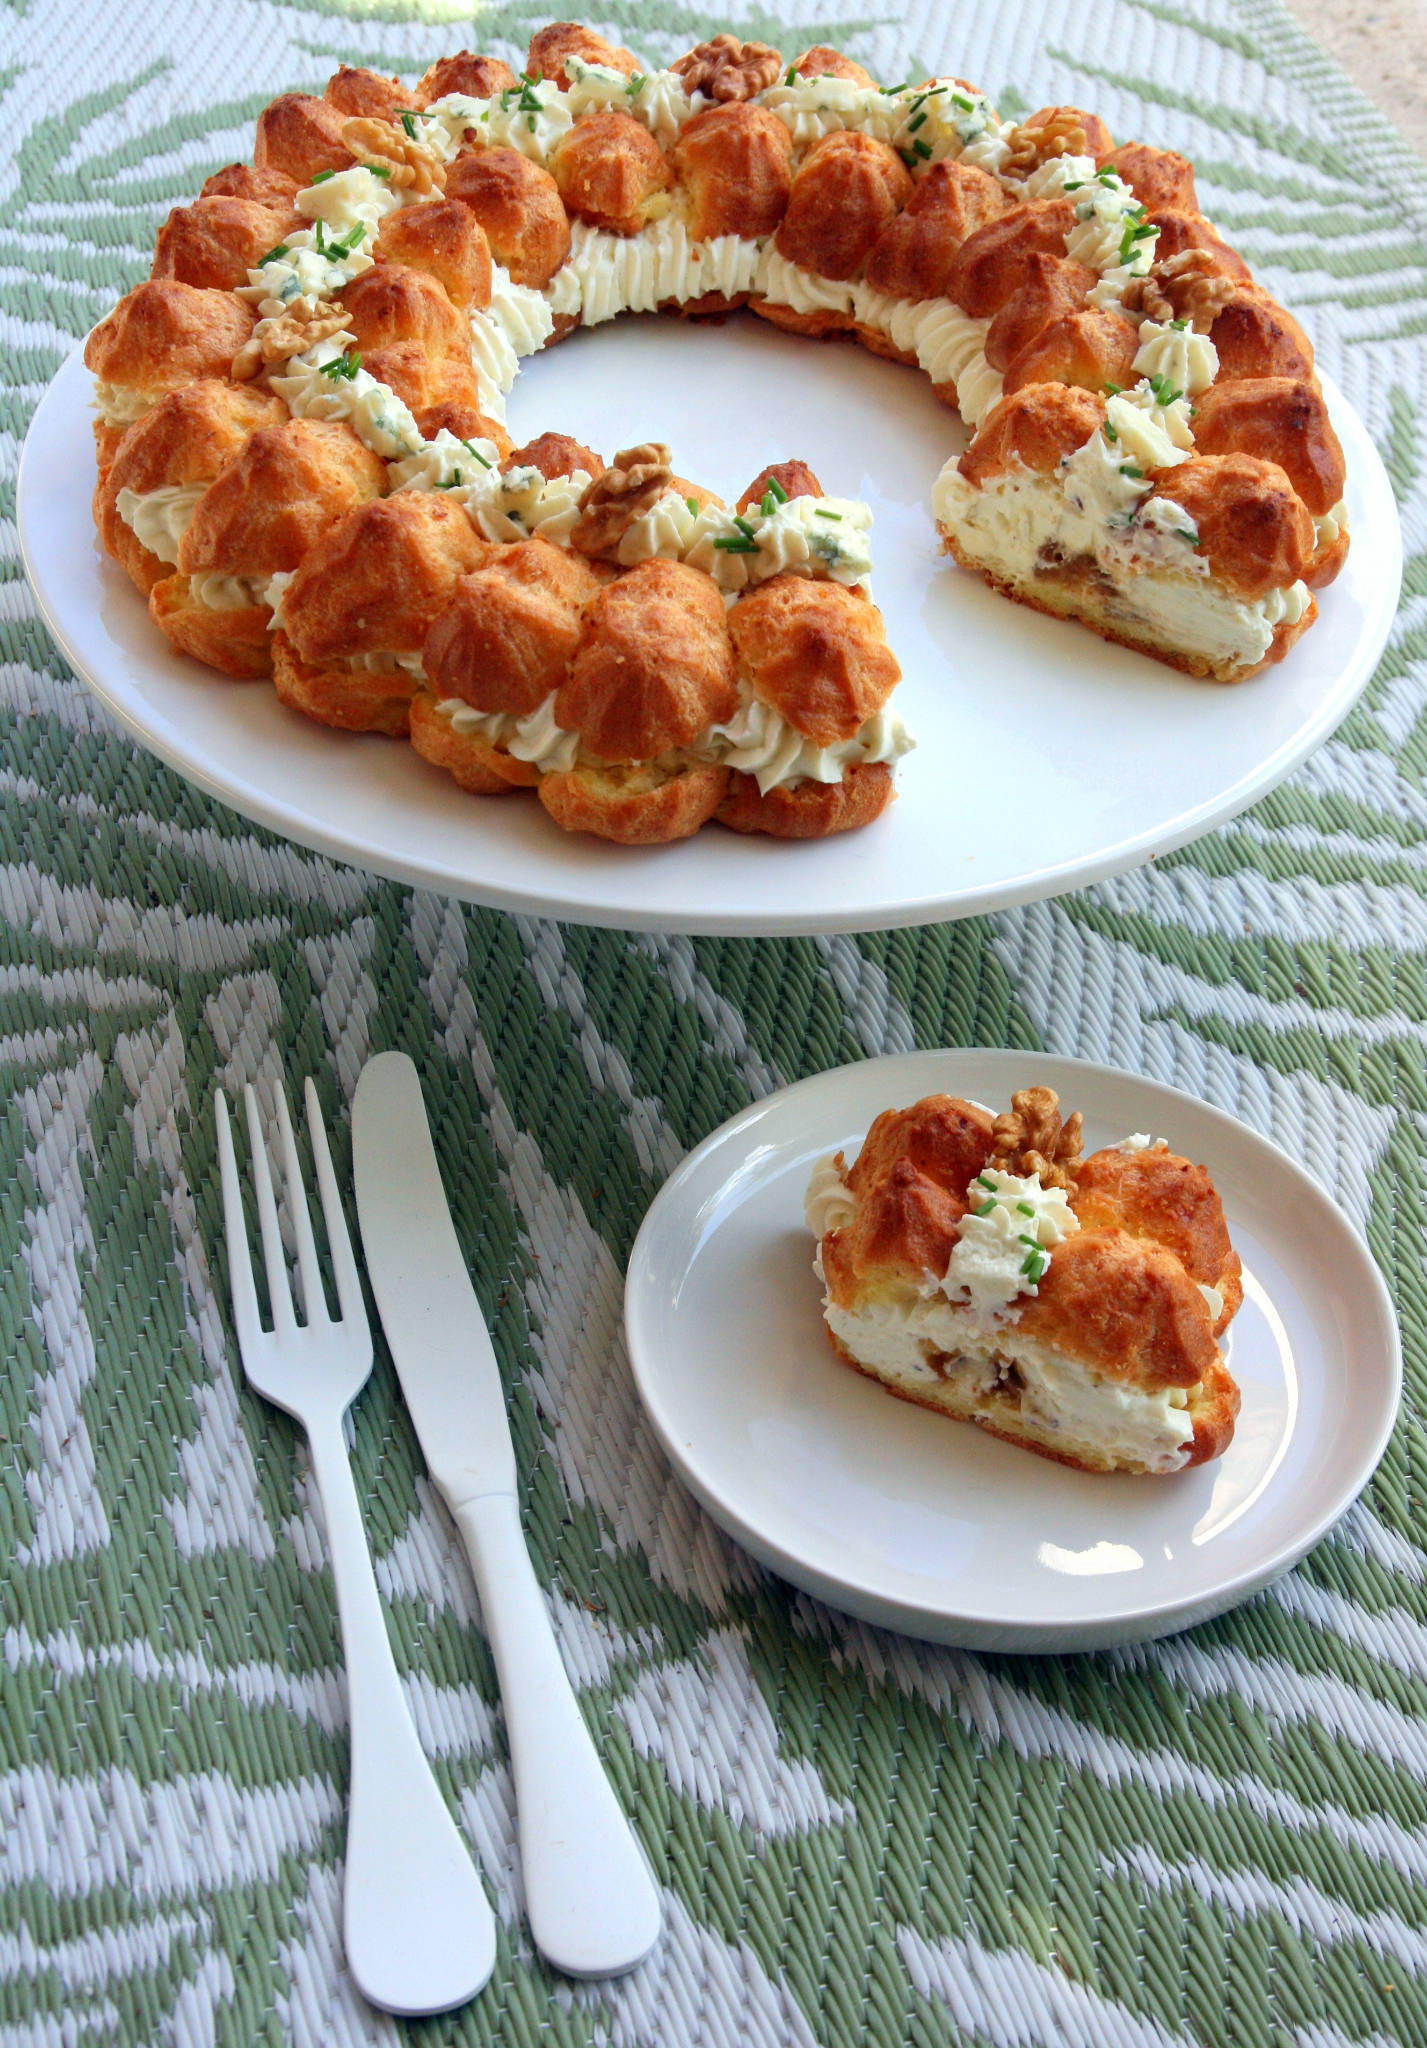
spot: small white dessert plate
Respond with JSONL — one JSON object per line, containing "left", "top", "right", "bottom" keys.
{"left": 624, "top": 1049, "right": 1401, "bottom": 1651}
{"left": 19, "top": 327, "right": 1399, "bottom": 937}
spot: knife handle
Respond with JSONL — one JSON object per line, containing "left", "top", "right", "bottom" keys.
{"left": 452, "top": 1491, "right": 662, "bottom": 1978}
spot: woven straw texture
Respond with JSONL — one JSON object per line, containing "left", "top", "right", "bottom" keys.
{"left": 4, "top": 1, "right": 1427, "bottom": 2041}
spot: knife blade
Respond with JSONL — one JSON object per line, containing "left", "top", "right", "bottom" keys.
{"left": 351, "top": 1051, "right": 662, "bottom": 1979}
{"left": 352, "top": 1050, "right": 516, "bottom": 1503}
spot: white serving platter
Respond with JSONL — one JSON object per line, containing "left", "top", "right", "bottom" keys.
{"left": 624, "top": 1050, "right": 1401, "bottom": 1652}
{"left": 20, "top": 324, "right": 1399, "bottom": 936}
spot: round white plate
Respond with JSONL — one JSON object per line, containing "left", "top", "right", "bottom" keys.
{"left": 21, "top": 332, "right": 1398, "bottom": 936}
{"left": 624, "top": 1050, "right": 1401, "bottom": 1651}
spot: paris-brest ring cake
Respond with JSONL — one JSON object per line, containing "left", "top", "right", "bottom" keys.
{"left": 86, "top": 19, "right": 1349, "bottom": 845}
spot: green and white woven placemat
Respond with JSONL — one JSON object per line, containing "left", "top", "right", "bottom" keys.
{"left": 4, "top": 2, "right": 1426, "bottom": 2041}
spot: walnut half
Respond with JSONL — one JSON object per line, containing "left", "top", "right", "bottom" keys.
{"left": 340, "top": 115, "right": 446, "bottom": 194}
{"left": 989, "top": 1087, "right": 1083, "bottom": 1190}
{"left": 569, "top": 442, "right": 675, "bottom": 560}
{"left": 1002, "top": 109, "right": 1089, "bottom": 178}
{"left": 1122, "top": 249, "right": 1235, "bottom": 332}
{"left": 672, "top": 34, "right": 783, "bottom": 103}
{"left": 231, "top": 307, "right": 349, "bottom": 381}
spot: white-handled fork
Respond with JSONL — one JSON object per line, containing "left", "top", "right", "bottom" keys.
{"left": 216, "top": 1080, "right": 496, "bottom": 2017}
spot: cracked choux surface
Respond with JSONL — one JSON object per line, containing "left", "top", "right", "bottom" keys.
{"left": 176, "top": 418, "right": 386, "bottom": 577}
{"left": 423, "top": 537, "right": 605, "bottom": 717}
{"left": 557, "top": 560, "right": 739, "bottom": 761}
{"left": 728, "top": 576, "right": 901, "bottom": 747}
{"left": 445, "top": 148, "right": 572, "bottom": 287}
{"left": 281, "top": 494, "right": 495, "bottom": 664}
{"left": 775, "top": 130, "right": 913, "bottom": 281}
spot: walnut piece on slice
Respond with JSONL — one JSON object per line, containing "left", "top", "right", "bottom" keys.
{"left": 672, "top": 34, "right": 783, "bottom": 103}
{"left": 340, "top": 115, "right": 446, "bottom": 194}
{"left": 569, "top": 442, "right": 676, "bottom": 561}
{"left": 1002, "top": 109, "right": 1089, "bottom": 178}
{"left": 989, "top": 1086, "right": 1084, "bottom": 1191}
{"left": 232, "top": 307, "right": 349, "bottom": 380}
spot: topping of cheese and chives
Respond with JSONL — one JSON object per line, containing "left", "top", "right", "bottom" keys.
{"left": 940, "top": 1167, "right": 1080, "bottom": 1331}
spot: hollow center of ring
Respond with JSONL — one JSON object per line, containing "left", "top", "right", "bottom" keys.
{"left": 503, "top": 308, "right": 969, "bottom": 564}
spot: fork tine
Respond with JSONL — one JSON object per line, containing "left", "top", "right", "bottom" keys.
{"left": 216, "top": 1090, "right": 267, "bottom": 1357}
{"left": 275, "top": 1086, "right": 328, "bottom": 1326}
{"left": 244, "top": 1084, "right": 296, "bottom": 1335}
{"left": 305, "top": 1078, "right": 368, "bottom": 1333}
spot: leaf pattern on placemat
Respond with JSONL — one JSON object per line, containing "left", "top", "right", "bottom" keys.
{"left": 2, "top": 3, "right": 1426, "bottom": 2044}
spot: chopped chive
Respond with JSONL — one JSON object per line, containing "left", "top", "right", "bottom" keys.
{"left": 768, "top": 475, "right": 788, "bottom": 502}
{"left": 907, "top": 110, "right": 927, "bottom": 132}
{"left": 1102, "top": 420, "right": 1118, "bottom": 443}
{"left": 1017, "top": 1201, "right": 1035, "bottom": 1216}
{"left": 319, "top": 350, "right": 361, "bottom": 381}
{"left": 1102, "top": 380, "right": 1123, "bottom": 396}
{"left": 732, "top": 514, "right": 757, "bottom": 540}
{"left": 1063, "top": 179, "right": 1084, "bottom": 191}
{"left": 814, "top": 507, "right": 842, "bottom": 520}
{"left": 687, "top": 496, "right": 700, "bottom": 516}
{"left": 786, "top": 63, "right": 798, "bottom": 85}
{"left": 760, "top": 489, "right": 777, "bottom": 517}
{"left": 461, "top": 439, "right": 493, "bottom": 468}
{"left": 974, "top": 1199, "right": 996, "bottom": 1217}
{"left": 976, "top": 1173, "right": 996, "bottom": 1190}
{"left": 951, "top": 91, "right": 974, "bottom": 110}
{"left": 713, "top": 535, "right": 758, "bottom": 553}
{"left": 1120, "top": 463, "right": 1144, "bottom": 478}
{"left": 436, "top": 470, "right": 464, "bottom": 488}
{"left": 400, "top": 110, "right": 418, "bottom": 138}
{"left": 912, "top": 138, "right": 932, "bottom": 159}
{"left": 1177, "top": 527, "right": 1198, "bottom": 544}
{"left": 259, "top": 242, "right": 290, "bottom": 265}
{"left": 898, "top": 150, "right": 917, "bottom": 170}
{"left": 1170, "top": 316, "right": 1189, "bottom": 330}
{"left": 364, "top": 163, "right": 392, "bottom": 178}
{"left": 310, "top": 169, "right": 336, "bottom": 184}
{"left": 625, "top": 72, "right": 645, "bottom": 94}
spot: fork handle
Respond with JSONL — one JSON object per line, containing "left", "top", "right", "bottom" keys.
{"left": 452, "top": 1490, "right": 662, "bottom": 1978}
{"left": 307, "top": 1415, "right": 497, "bottom": 2015}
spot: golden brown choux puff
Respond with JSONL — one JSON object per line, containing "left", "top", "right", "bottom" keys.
{"left": 446, "top": 149, "right": 571, "bottom": 288}
{"left": 550, "top": 112, "right": 672, "bottom": 236}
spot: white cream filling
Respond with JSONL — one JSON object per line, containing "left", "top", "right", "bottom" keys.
{"left": 188, "top": 570, "right": 271, "bottom": 610}
{"left": 1133, "top": 319, "right": 1218, "bottom": 399}
{"left": 804, "top": 1152, "right": 857, "bottom": 1235}
{"left": 933, "top": 449, "right": 1311, "bottom": 669}
{"left": 705, "top": 691, "right": 912, "bottom": 794}
{"left": 435, "top": 690, "right": 580, "bottom": 773}
{"left": 346, "top": 649, "right": 426, "bottom": 675}
{"left": 1315, "top": 498, "right": 1348, "bottom": 547}
{"left": 270, "top": 332, "right": 423, "bottom": 459}
{"left": 562, "top": 59, "right": 694, "bottom": 146}
{"left": 94, "top": 382, "right": 158, "bottom": 426}
{"left": 557, "top": 218, "right": 766, "bottom": 328}
{"left": 822, "top": 1295, "right": 1197, "bottom": 1473}
{"left": 114, "top": 481, "right": 207, "bottom": 563}
{"left": 943, "top": 1167, "right": 1080, "bottom": 1330}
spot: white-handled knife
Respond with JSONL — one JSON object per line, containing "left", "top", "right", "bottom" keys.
{"left": 352, "top": 1052, "right": 661, "bottom": 1980}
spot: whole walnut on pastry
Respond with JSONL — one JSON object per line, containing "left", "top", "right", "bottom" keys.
{"left": 416, "top": 52, "right": 518, "bottom": 103}
{"left": 1003, "top": 104, "right": 1114, "bottom": 173}
{"left": 376, "top": 199, "right": 493, "bottom": 311}
{"left": 176, "top": 418, "right": 386, "bottom": 579}
{"left": 446, "top": 149, "right": 571, "bottom": 288}
{"left": 1150, "top": 454, "right": 1317, "bottom": 601}
{"left": 864, "top": 160, "right": 1009, "bottom": 301}
{"left": 152, "top": 196, "right": 294, "bottom": 292}
{"left": 672, "top": 34, "right": 783, "bottom": 101}
{"left": 557, "top": 559, "right": 738, "bottom": 762}
{"left": 728, "top": 576, "right": 901, "bottom": 748}
{"left": 776, "top": 131, "right": 912, "bottom": 282}
{"left": 673, "top": 104, "right": 793, "bottom": 242}
{"left": 254, "top": 93, "right": 355, "bottom": 185}
{"left": 527, "top": 20, "right": 641, "bottom": 85}
{"left": 281, "top": 494, "right": 495, "bottom": 666}
{"left": 1143, "top": 208, "right": 1251, "bottom": 282}
{"left": 551, "top": 112, "right": 672, "bottom": 236}
{"left": 424, "top": 539, "right": 604, "bottom": 718}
